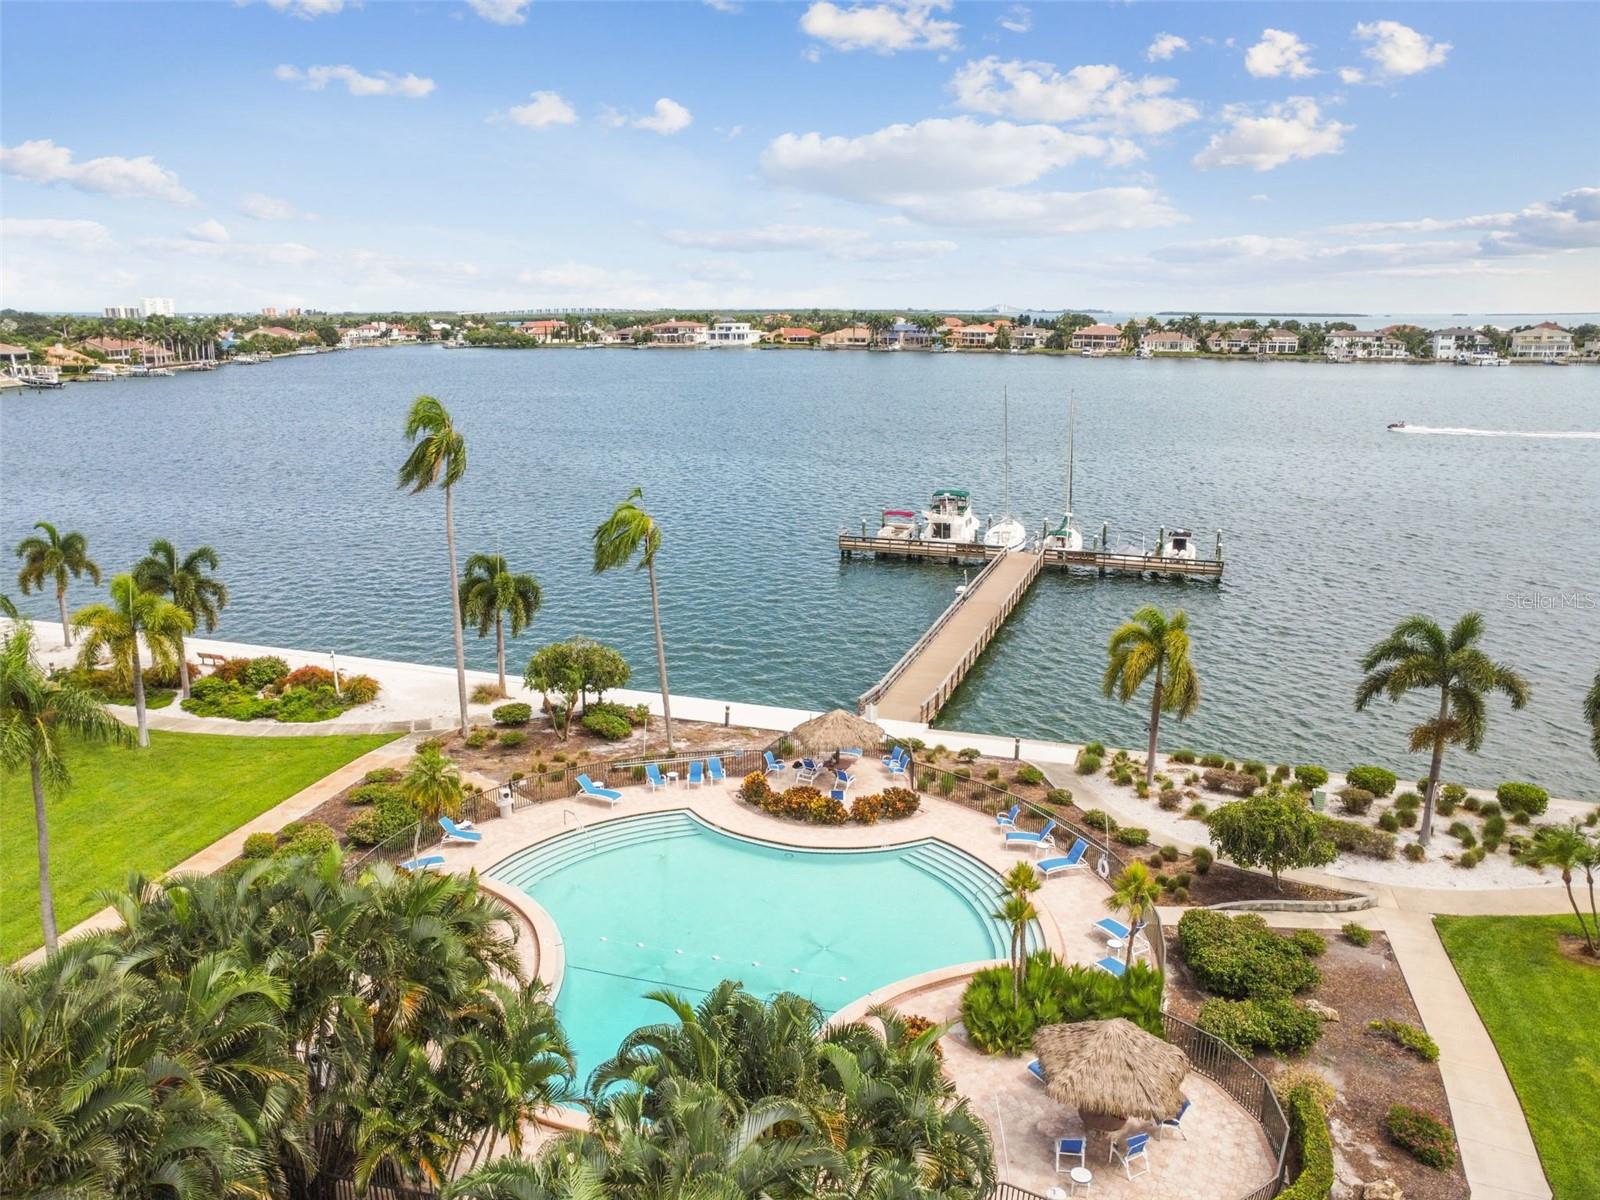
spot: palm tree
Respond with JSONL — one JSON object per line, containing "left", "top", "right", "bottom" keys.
{"left": 71, "top": 573, "right": 192, "bottom": 747}
{"left": 402, "top": 744, "right": 463, "bottom": 859}
{"left": 14, "top": 521, "right": 100, "bottom": 647}
{"left": 1356, "top": 612, "right": 1531, "bottom": 845}
{"left": 593, "top": 487, "right": 675, "bottom": 750}
{"left": 460, "top": 553, "right": 541, "bottom": 697}
{"left": 132, "top": 539, "right": 229, "bottom": 697}
{"left": 992, "top": 894, "right": 1038, "bottom": 1004}
{"left": 1585, "top": 666, "right": 1599, "bottom": 762}
{"left": 1518, "top": 823, "right": 1598, "bottom": 958}
{"left": 1102, "top": 606, "right": 1200, "bottom": 788}
{"left": 399, "top": 395, "right": 471, "bottom": 731}
{"left": 1106, "top": 861, "right": 1162, "bottom": 967}
{"left": 0, "top": 623, "right": 133, "bottom": 952}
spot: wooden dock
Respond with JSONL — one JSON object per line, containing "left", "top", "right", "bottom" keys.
{"left": 839, "top": 534, "right": 1224, "bottom": 578}
{"left": 858, "top": 547, "right": 1045, "bottom": 724}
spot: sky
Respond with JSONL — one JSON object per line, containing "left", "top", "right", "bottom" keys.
{"left": 2, "top": 0, "right": 1597, "bottom": 314}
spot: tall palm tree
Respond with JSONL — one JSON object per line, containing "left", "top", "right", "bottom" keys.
{"left": 460, "top": 553, "right": 541, "bottom": 697}
{"left": 71, "top": 574, "right": 192, "bottom": 747}
{"left": 133, "top": 539, "right": 229, "bottom": 697}
{"left": 1356, "top": 612, "right": 1530, "bottom": 845}
{"left": 1106, "top": 861, "right": 1162, "bottom": 967}
{"left": 402, "top": 744, "right": 463, "bottom": 859}
{"left": 1102, "top": 606, "right": 1200, "bottom": 788}
{"left": 14, "top": 521, "right": 100, "bottom": 647}
{"left": 1517, "top": 822, "right": 1598, "bottom": 958}
{"left": 992, "top": 894, "right": 1038, "bottom": 1003}
{"left": 0, "top": 623, "right": 133, "bottom": 952}
{"left": 1585, "top": 666, "right": 1599, "bottom": 762}
{"left": 399, "top": 395, "right": 471, "bottom": 730}
{"left": 593, "top": 487, "right": 675, "bottom": 750}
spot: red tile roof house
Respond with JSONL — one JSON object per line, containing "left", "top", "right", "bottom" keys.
{"left": 83, "top": 337, "right": 175, "bottom": 366}
{"left": 773, "top": 326, "right": 819, "bottom": 344}
{"left": 952, "top": 323, "right": 998, "bottom": 348}
{"left": 1071, "top": 324, "right": 1122, "bottom": 352}
{"left": 518, "top": 319, "right": 569, "bottom": 341}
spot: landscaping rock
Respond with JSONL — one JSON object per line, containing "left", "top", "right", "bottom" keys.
{"left": 1306, "top": 999, "right": 1342, "bottom": 1022}
{"left": 1361, "top": 1180, "right": 1403, "bottom": 1200}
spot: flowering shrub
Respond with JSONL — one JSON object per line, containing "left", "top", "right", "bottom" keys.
{"left": 878, "top": 787, "right": 919, "bottom": 819}
{"left": 849, "top": 793, "right": 884, "bottom": 824}
{"left": 280, "top": 665, "right": 335, "bottom": 692}
{"left": 754, "top": 785, "right": 849, "bottom": 825}
{"left": 342, "top": 674, "right": 381, "bottom": 704}
{"left": 739, "top": 772, "right": 772, "bottom": 804}
{"left": 213, "top": 656, "right": 254, "bottom": 683}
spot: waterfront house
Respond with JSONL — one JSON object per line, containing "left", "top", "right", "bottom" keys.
{"left": 887, "top": 320, "right": 937, "bottom": 349}
{"left": 1429, "top": 327, "right": 1493, "bottom": 359}
{"left": 601, "top": 325, "right": 646, "bottom": 344}
{"left": 83, "top": 336, "right": 175, "bottom": 366}
{"left": 341, "top": 322, "right": 390, "bottom": 347}
{"left": 1141, "top": 331, "right": 1196, "bottom": 354}
{"left": 648, "top": 320, "right": 708, "bottom": 345}
{"left": 1325, "top": 330, "right": 1409, "bottom": 360}
{"left": 1206, "top": 328, "right": 1258, "bottom": 353}
{"left": 519, "top": 319, "right": 569, "bottom": 342}
{"left": 773, "top": 326, "right": 820, "bottom": 345}
{"left": 705, "top": 320, "right": 761, "bottom": 347}
{"left": 257, "top": 325, "right": 314, "bottom": 343}
{"left": 953, "top": 323, "right": 998, "bottom": 348}
{"left": 1509, "top": 322, "right": 1573, "bottom": 360}
{"left": 820, "top": 325, "right": 872, "bottom": 349}
{"left": 1580, "top": 337, "right": 1600, "bottom": 359}
{"left": 0, "top": 343, "right": 30, "bottom": 370}
{"left": 1009, "top": 325, "right": 1050, "bottom": 349}
{"left": 1259, "top": 329, "right": 1299, "bottom": 354}
{"left": 45, "top": 344, "right": 95, "bottom": 369}
{"left": 941, "top": 316, "right": 965, "bottom": 330}
{"left": 1071, "top": 323, "right": 1122, "bottom": 352}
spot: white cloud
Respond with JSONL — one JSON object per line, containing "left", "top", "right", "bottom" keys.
{"left": 683, "top": 258, "right": 754, "bottom": 282}
{"left": 1338, "top": 67, "right": 1365, "bottom": 85}
{"left": 507, "top": 91, "right": 578, "bottom": 129}
{"left": 1249, "top": 193, "right": 1270, "bottom": 203}
{"left": 1337, "top": 188, "right": 1599, "bottom": 255}
{"left": 1192, "top": 98, "right": 1348, "bottom": 171}
{"left": 239, "top": 192, "right": 303, "bottom": 221}
{"left": 950, "top": 57, "right": 1200, "bottom": 136}
{"left": 256, "top": 0, "right": 344, "bottom": 17}
{"left": 0, "top": 139, "right": 196, "bottom": 205}
{"left": 704, "top": 0, "right": 741, "bottom": 11}
{"left": 664, "top": 223, "right": 957, "bottom": 261}
{"left": 1352, "top": 21, "right": 1450, "bottom": 80}
{"left": 1244, "top": 29, "right": 1317, "bottom": 79}
{"left": 466, "top": 0, "right": 529, "bottom": 25}
{"left": 762, "top": 116, "right": 1182, "bottom": 233}
{"left": 633, "top": 98, "right": 693, "bottom": 135}
{"left": 186, "top": 218, "right": 231, "bottom": 243}
{"left": 800, "top": 0, "right": 959, "bottom": 54}
{"left": 0, "top": 217, "right": 114, "bottom": 250}
{"left": 998, "top": 5, "right": 1030, "bottom": 34}
{"left": 275, "top": 64, "right": 435, "bottom": 98}
{"left": 1146, "top": 33, "right": 1188, "bottom": 63}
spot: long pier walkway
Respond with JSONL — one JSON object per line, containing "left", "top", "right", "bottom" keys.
{"left": 859, "top": 547, "right": 1045, "bottom": 724}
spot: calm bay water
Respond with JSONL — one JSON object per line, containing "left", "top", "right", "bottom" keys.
{"left": 3, "top": 347, "right": 1596, "bottom": 797}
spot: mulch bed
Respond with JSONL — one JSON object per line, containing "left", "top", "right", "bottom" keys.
{"left": 1165, "top": 929, "right": 1471, "bottom": 1200}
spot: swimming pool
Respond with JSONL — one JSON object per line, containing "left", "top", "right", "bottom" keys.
{"left": 487, "top": 810, "right": 1023, "bottom": 1087}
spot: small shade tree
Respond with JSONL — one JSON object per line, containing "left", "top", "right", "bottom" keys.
{"left": 1206, "top": 788, "right": 1336, "bottom": 892}
{"left": 402, "top": 744, "right": 462, "bottom": 859}
{"left": 1106, "top": 861, "right": 1163, "bottom": 966}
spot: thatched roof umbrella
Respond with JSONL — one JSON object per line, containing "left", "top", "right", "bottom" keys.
{"left": 1032, "top": 1019, "right": 1188, "bottom": 1127}
{"left": 787, "top": 708, "right": 886, "bottom": 756}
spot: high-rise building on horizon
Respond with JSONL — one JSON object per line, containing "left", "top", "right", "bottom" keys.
{"left": 103, "top": 305, "right": 140, "bottom": 319}
{"left": 141, "top": 297, "right": 175, "bottom": 317}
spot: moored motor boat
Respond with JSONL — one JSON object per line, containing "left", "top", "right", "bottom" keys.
{"left": 921, "top": 488, "right": 982, "bottom": 543}
{"left": 875, "top": 509, "right": 920, "bottom": 540}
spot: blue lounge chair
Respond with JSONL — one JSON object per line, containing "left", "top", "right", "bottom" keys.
{"left": 577, "top": 773, "right": 623, "bottom": 806}
{"left": 439, "top": 816, "right": 480, "bottom": 844}
{"left": 795, "top": 758, "right": 820, "bottom": 785}
{"left": 1093, "top": 916, "right": 1132, "bottom": 941}
{"left": 1110, "top": 1132, "right": 1151, "bottom": 1179}
{"left": 763, "top": 750, "right": 787, "bottom": 778}
{"left": 887, "top": 751, "right": 909, "bottom": 780}
{"left": 1158, "top": 1098, "right": 1192, "bottom": 1140}
{"left": 1004, "top": 818, "right": 1055, "bottom": 851}
{"left": 834, "top": 768, "right": 857, "bottom": 789}
{"left": 645, "top": 763, "right": 668, "bottom": 791}
{"left": 1055, "top": 1137, "right": 1087, "bottom": 1173}
{"left": 841, "top": 747, "right": 863, "bottom": 759}
{"left": 399, "top": 854, "right": 445, "bottom": 872}
{"left": 1026, "top": 1059, "right": 1046, "bottom": 1084}
{"left": 995, "top": 802, "right": 1022, "bottom": 829}
{"left": 706, "top": 756, "right": 725, "bottom": 785}
{"left": 882, "top": 744, "right": 906, "bottom": 767}
{"left": 1038, "top": 840, "right": 1089, "bottom": 876}
{"left": 830, "top": 787, "right": 848, "bottom": 808}
{"left": 1094, "top": 956, "right": 1127, "bottom": 978}
{"left": 687, "top": 761, "right": 704, "bottom": 788}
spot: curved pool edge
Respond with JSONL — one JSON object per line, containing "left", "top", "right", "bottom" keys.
{"left": 474, "top": 874, "right": 566, "bottom": 1000}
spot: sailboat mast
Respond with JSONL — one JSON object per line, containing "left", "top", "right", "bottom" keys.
{"left": 1001, "top": 386, "right": 1012, "bottom": 517}
{"left": 1066, "top": 393, "right": 1075, "bottom": 519}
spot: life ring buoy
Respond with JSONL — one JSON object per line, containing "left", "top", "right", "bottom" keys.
{"left": 1096, "top": 855, "right": 1111, "bottom": 879}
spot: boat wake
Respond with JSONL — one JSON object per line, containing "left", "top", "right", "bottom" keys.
{"left": 1393, "top": 425, "right": 1600, "bottom": 440}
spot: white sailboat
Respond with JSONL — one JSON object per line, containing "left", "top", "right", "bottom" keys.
{"left": 983, "top": 386, "right": 1027, "bottom": 550}
{"left": 1043, "top": 394, "right": 1083, "bottom": 552}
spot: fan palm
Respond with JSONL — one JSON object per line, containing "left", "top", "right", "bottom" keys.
{"left": 133, "top": 538, "right": 229, "bottom": 697}
{"left": 460, "top": 552, "right": 542, "bottom": 696}
{"left": 399, "top": 395, "right": 471, "bottom": 731}
{"left": 1102, "top": 606, "right": 1200, "bottom": 788}
{"left": 0, "top": 623, "right": 133, "bottom": 952}
{"left": 1106, "top": 861, "right": 1162, "bottom": 967}
{"left": 1356, "top": 612, "right": 1530, "bottom": 845}
{"left": 1585, "top": 666, "right": 1599, "bottom": 762}
{"left": 71, "top": 573, "right": 192, "bottom": 747}
{"left": 593, "top": 487, "right": 675, "bottom": 749}
{"left": 14, "top": 520, "right": 100, "bottom": 647}
{"left": 401, "top": 743, "right": 463, "bottom": 859}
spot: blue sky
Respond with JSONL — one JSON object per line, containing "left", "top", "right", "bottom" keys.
{"left": 2, "top": 0, "right": 1597, "bottom": 313}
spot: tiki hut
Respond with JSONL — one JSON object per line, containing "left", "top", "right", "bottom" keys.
{"left": 787, "top": 708, "right": 885, "bottom": 756}
{"left": 1032, "top": 1019, "right": 1188, "bottom": 1126}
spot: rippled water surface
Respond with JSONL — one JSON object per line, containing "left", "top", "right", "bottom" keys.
{"left": 3, "top": 348, "right": 1596, "bottom": 796}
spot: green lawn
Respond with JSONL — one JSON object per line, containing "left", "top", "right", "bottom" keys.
{"left": 2, "top": 729, "right": 398, "bottom": 961}
{"left": 1435, "top": 914, "right": 1600, "bottom": 1200}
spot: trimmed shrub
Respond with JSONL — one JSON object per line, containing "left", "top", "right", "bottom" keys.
{"left": 580, "top": 709, "right": 631, "bottom": 740}
{"left": 1338, "top": 787, "right": 1376, "bottom": 815}
{"left": 1385, "top": 1105, "right": 1456, "bottom": 1169}
{"left": 961, "top": 952, "right": 1164, "bottom": 1054}
{"left": 755, "top": 785, "right": 849, "bottom": 826}
{"left": 1369, "top": 1018, "right": 1440, "bottom": 1062}
{"left": 1456, "top": 846, "right": 1486, "bottom": 869}
{"left": 957, "top": 747, "right": 981, "bottom": 762}
{"left": 1395, "top": 808, "right": 1418, "bottom": 829}
{"left": 1403, "top": 842, "right": 1426, "bottom": 862}
{"left": 1158, "top": 788, "right": 1183, "bottom": 811}
{"left": 1447, "top": 821, "right": 1477, "bottom": 847}
{"left": 1293, "top": 765, "right": 1329, "bottom": 791}
{"left": 241, "top": 832, "right": 276, "bottom": 860}
{"left": 1176, "top": 909, "right": 1320, "bottom": 999}
{"left": 342, "top": 674, "right": 380, "bottom": 704}
{"left": 1318, "top": 815, "right": 1396, "bottom": 860}
{"left": 1076, "top": 754, "right": 1102, "bottom": 775}
{"left": 363, "top": 767, "right": 401, "bottom": 784}
{"left": 1112, "top": 766, "right": 1134, "bottom": 787}
{"left": 878, "top": 788, "right": 919, "bottom": 819}
{"left": 1392, "top": 791, "right": 1421, "bottom": 811}
{"left": 1160, "top": 844, "right": 1181, "bottom": 862}
{"left": 1278, "top": 1083, "right": 1335, "bottom": 1200}
{"left": 465, "top": 728, "right": 492, "bottom": 749}
{"left": 1462, "top": 795, "right": 1481, "bottom": 813}
{"left": 493, "top": 702, "right": 533, "bottom": 726}
{"left": 739, "top": 772, "right": 772, "bottom": 804}
{"left": 1170, "top": 885, "right": 1190, "bottom": 903}
{"left": 1345, "top": 765, "right": 1397, "bottom": 797}
{"left": 1483, "top": 813, "right": 1507, "bottom": 838}
{"left": 497, "top": 730, "right": 528, "bottom": 749}
{"left": 347, "top": 782, "right": 402, "bottom": 807}
{"left": 277, "top": 822, "right": 336, "bottom": 857}
{"left": 1341, "top": 921, "right": 1372, "bottom": 947}
{"left": 346, "top": 798, "right": 416, "bottom": 847}
{"left": 1203, "top": 768, "right": 1259, "bottom": 797}
{"left": 849, "top": 793, "right": 883, "bottom": 824}
{"left": 1171, "top": 748, "right": 1197, "bottom": 764}
{"left": 1083, "top": 741, "right": 1106, "bottom": 757}
{"left": 1014, "top": 764, "right": 1045, "bottom": 786}
{"left": 1200, "top": 752, "right": 1226, "bottom": 768}
{"left": 1080, "top": 809, "right": 1118, "bottom": 834}
{"left": 1044, "top": 788, "right": 1072, "bottom": 807}
{"left": 1288, "top": 929, "right": 1327, "bottom": 958}
{"left": 1378, "top": 811, "right": 1401, "bottom": 833}
{"left": 985, "top": 766, "right": 1001, "bottom": 781}
{"left": 242, "top": 655, "right": 290, "bottom": 690}
{"left": 1495, "top": 781, "right": 1548, "bottom": 818}
{"left": 1190, "top": 846, "right": 1213, "bottom": 874}
{"left": 1115, "top": 827, "right": 1149, "bottom": 847}
{"left": 1197, "top": 998, "right": 1322, "bottom": 1055}
{"left": 1186, "top": 802, "right": 1209, "bottom": 820}
{"left": 1478, "top": 801, "right": 1502, "bottom": 819}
